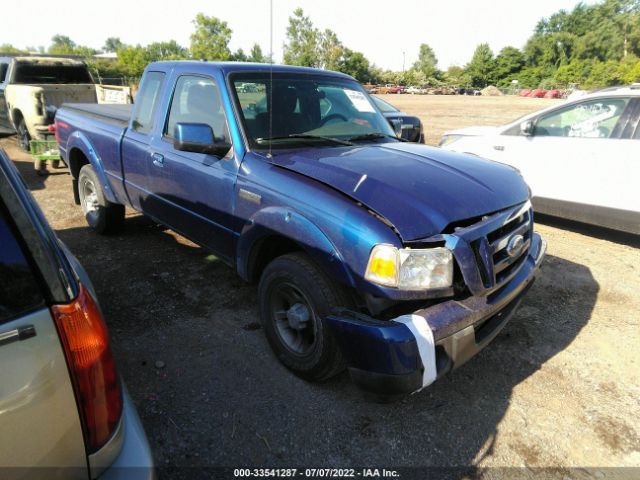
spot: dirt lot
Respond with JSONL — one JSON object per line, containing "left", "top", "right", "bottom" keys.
{"left": 2, "top": 95, "right": 639, "bottom": 477}
{"left": 375, "top": 94, "right": 562, "bottom": 146}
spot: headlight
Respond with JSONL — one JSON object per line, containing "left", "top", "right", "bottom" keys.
{"left": 365, "top": 244, "right": 453, "bottom": 290}
{"left": 438, "top": 135, "right": 464, "bottom": 147}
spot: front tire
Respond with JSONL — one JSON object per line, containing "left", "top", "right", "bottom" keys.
{"left": 78, "top": 164, "right": 124, "bottom": 234}
{"left": 258, "top": 253, "right": 351, "bottom": 381}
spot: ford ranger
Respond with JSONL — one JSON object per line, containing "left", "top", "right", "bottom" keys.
{"left": 55, "top": 62, "right": 546, "bottom": 395}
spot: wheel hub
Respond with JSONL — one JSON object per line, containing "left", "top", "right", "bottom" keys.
{"left": 82, "top": 180, "right": 99, "bottom": 214}
{"left": 271, "top": 283, "right": 317, "bottom": 355}
{"left": 286, "top": 303, "right": 310, "bottom": 330}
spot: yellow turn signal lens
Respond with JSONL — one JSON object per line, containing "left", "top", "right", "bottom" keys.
{"left": 365, "top": 245, "right": 399, "bottom": 287}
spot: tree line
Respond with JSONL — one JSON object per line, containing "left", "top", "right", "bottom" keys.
{"left": 1, "top": 0, "right": 639, "bottom": 89}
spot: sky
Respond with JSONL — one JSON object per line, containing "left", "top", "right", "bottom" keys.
{"left": 3, "top": 0, "right": 597, "bottom": 70}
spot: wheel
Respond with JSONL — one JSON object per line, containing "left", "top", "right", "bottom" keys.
{"left": 16, "top": 117, "right": 31, "bottom": 151}
{"left": 51, "top": 160, "right": 61, "bottom": 169}
{"left": 78, "top": 164, "right": 125, "bottom": 234}
{"left": 258, "top": 253, "right": 351, "bottom": 381}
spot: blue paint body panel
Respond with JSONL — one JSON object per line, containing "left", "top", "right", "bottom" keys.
{"left": 55, "top": 61, "right": 544, "bottom": 394}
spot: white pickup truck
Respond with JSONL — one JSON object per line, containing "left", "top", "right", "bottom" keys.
{"left": 0, "top": 55, "right": 131, "bottom": 151}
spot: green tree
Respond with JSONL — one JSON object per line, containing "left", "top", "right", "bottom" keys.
{"left": 48, "top": 35, "right": 97, "bottom": 57}
{"left": 103, "top": 37, "right": 125, "bottom": 53}
{"left": 0, "top": 44, "right": 26, "bottom": 54}
{"left": 231, "top": 48, "right": 248, "bottom": 62}
{"left": 516, "top": 65, "right": 555, "bottom": 88}
{"left": 49, "top": 35, "right": 77, "bottom": 54}
{"left": 248, "top": 44, "right": 266, "bottom": 63}
{"left": 319, "top": 29, "right": 343, "bottom": 70}
{"left": 146, "top": 40, "right": 189, "bottom": 62}
{"left": 283, "top": 8, "right": 321, "bottom": 67}
{"left": 623, "top": 58, "right": 640, "bottom": 82}
{"left": 190, "top": 13, "right": 232, "bottom": 61}
{"left": 146, "top": 41, "right": 188, "bottom": 60}
{"left": 465, "top": 43, "right": 495, "bottom": 87}
{"left": 494, "top": 46, "right": 525, "bottom": 79}
{"left": 554, "top": 59, "right": 593, "bottom": 86}
{"left": 584, "top": 58, "right": 627, "bottom": 87}
{"left": 337, "top": 49, "right": 371, "bottom": 82}
{"left": 116, "top": 45, "right": 150, "bottom": 77}
{"left": 86, "top": 58, "right": 130, "bottom": 84}
{"left": 412, "top": 43, "right": 439, "bottom": 79}
{"left": 442, "top": 66, "right": 469, "bottom": 87}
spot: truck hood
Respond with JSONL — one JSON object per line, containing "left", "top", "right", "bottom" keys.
{"left": 270, "top": 142, "right": 529, "bottom": 240}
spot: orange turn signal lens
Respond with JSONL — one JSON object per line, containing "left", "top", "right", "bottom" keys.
{"left": 365, "top": 244, "right": 399, "bottom": 287}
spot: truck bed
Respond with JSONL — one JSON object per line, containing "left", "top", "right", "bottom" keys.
{"left": 61, "top": 103, "right": 132, "bottom": 127}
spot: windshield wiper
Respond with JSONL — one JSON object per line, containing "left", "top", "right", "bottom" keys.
{"left": 347, "top": 133, "right": 406, "bottom": 143}
{"left": 256, "top": 134, "right": 353, "bottom": 146}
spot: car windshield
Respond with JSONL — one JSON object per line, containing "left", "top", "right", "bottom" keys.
{"left": 231, "top": 72, "right": 397, "bottom": 149}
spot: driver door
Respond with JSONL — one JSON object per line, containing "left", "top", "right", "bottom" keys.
{"left": 147, "top": 74, "right": 237, "bottom": 263}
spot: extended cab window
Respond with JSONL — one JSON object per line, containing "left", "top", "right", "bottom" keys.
{"left": 131, "top": 71, "right": 166, "bottom": 134}
{"left": 0, "top": 204, "right": 44, "bottom": 324}
{"left": 165, "top": 75, "right": 229, "bottom": 142}
{"left": 535, "top": 98, "right": 629, "bottom": 139}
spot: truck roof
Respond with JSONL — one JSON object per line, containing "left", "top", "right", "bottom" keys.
{"left": 147, "top": 61, "right": 355, "bottom": 80}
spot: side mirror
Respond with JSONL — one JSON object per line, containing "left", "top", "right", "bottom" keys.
{"left": 520, "top": 120, "right": 535, "bottom": 136}
{"left": 389, "top": 118, "right": 403, "bottom": 137}
{"left": 174, "top": 122, "right": 231, "bottom": 157}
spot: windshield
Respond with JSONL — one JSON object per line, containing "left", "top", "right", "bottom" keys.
{"left": 13, "top": 63, "right": 93, "bottom": 84}
{"left": 231, "top": 72, "right": 397, "bottom": 149}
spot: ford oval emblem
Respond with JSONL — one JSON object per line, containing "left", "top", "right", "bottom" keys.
{"left": 506, "top": 234, "right": 525, "bottom": 258}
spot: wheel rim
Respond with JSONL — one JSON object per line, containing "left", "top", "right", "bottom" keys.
{"left": 81, "top": 177, "right": 100, "bottom": 219}
{"left": 269, "top": 282, "right": 318, "bottom": 356}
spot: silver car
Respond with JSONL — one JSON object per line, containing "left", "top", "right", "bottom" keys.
{"left": 0, "top": 148, "right": 155, "bottom": 479}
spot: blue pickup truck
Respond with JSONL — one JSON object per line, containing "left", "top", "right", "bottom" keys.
{"left": 55, "top": 61, "right": 546, "bottom": 395}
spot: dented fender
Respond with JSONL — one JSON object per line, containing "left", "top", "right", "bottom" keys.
{"left": 236, "top": 206, "right": 357, "bottom": 288}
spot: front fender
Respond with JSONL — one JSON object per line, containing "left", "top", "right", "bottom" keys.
{"left": 237, "top": 206, "right": 356, "bottom": 289}
{"left": 66, "top": 131, "right": 117, "bottom": 204}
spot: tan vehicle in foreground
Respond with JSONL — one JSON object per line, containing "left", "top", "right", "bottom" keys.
{"left": 0, "top": 55, "right": 131, "bottom": 151}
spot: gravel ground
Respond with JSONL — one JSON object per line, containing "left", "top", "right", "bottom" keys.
{"left": 2, "top": 117, "right": 639, "bottom": 478}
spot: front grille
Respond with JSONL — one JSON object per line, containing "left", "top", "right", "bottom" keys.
{"left": 469, "top": 206, "right": 532, "bottom": 292}
{"left": 488, "top": 209, "right": 532, "bottom": 288}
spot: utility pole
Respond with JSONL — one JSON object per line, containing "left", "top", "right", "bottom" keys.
{"left": 402, "top": 51, "right": 406, "bottom": 72}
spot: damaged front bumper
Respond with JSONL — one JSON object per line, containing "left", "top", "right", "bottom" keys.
{"left": 326, "top": 232, "right": 547, "bottom": 395}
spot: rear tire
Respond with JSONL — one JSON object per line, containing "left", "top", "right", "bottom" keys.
{"left": 78, "top": 164, "right": 124, "bottom": 234}
{"left": 258, "top": 253, "right": 351, "bottom": 381}
{"left": 16, "top": 117, "right": 30, "bottom": 152}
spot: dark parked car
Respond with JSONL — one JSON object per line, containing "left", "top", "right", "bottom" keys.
{"left": 0, "top": 148, "right": 155, "bottom": 479}
{"left": 371, "top": 95, "right": 425, "bottom": 143}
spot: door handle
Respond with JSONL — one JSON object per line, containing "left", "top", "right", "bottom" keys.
{"left": 151, "top": 153, "right": 164, "bottom": 167}
{"left": 0, "top": 325, "right": 36, "bottom": 348}
{"left": 493, "top": 145, "right": 505, "bottom": 151}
